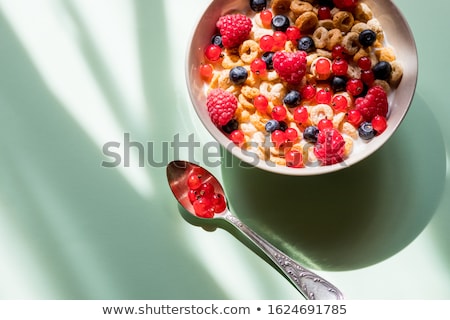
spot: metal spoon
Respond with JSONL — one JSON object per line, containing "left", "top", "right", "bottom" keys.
{"left": 166, "top": 160, "right": 344, "bottom": 300}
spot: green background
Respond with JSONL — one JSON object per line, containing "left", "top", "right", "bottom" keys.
{"left": 0, "top": 0, "right": 449, "bottom": 299}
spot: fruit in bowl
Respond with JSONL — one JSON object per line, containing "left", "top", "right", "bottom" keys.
{"left": 186, "top": 0, "right": 417, "bottom": 175}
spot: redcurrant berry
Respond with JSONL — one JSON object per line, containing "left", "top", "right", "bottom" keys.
{"left": 318, "top": 118, "right": 333, "bottom": 131}
{"left": 372, "top": 115, "right": 387, "bottom": 134}
{"left": 212, "top": 193, "right": 227, "bottom": 213}
{"left": 332, "top": 58, "right": 348, "bottom": 76}
{"left": 357, "top": 56, "right": 372, "bottom": 71}
{"left": 260, "top": 10, "right": 273, "bottom": 28}
{"left": 316, "top": 88, "right": 332, "bottom": 104}
{"left": 193, "top": 197, "right": 214, "bottom": 218}
{"left": 360, "top": 70, "right": 375, "bottom": 85}
{"left": 347, "top": 109, "right": 363, "bottom": 127}
{"left": 230, "top": 130, "right": 245, "bottom": 145}
{"left": 346, "top": 78, "right": 364, "bottom": 96}
{"left": 285, "top": 26, "right": 301, "bottom": 41}
{"left": 250, "top": 58, "right": 267, "bottom": 75}
{"left": 315, "top": 58, "right": 332, "bottom": 80}
{"left": 260, "top": 34, "right": 275, "bottom": 51}
{"left": 294, "top": 106, "right": 309, "bottom": 124}
{"left": 285, "top": 149, "right": 304, "bottom": 168}
{"left": 331, "top": 94, "right": 348, "bottom": 112}
{"left": 199, "top": 63, "right": 213, "bottom": 81}
{"left": 187, "top": 173, "right": 202, "bottom": 190}
{"left": 254, "top": 94, "right": 269, "bottom": 112}
{"left": 204, "top": 44, "right": 222, "bottom": 62}
{"left": 273, "top": 31, "right": 287, "bottom": 50}
{"left": 271, "top": 130, "right": 287, "bottom": 148}
{"left": 285, "top": 128, "right": 299, "bottom": 142}
{"left": 272, "top": 105, "right": 287, "bottom": 121}
{"left": 301, "top": 84, "right": 316, "bottom": 100}
{"left": 199, "top": 182, "right": 215, "bottom": 198}
{"left": 318, "top": 6, "right": 332, "bottom": 20}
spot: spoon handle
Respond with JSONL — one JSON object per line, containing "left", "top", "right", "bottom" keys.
{"left": 223, "top": 211, "right": 344, "bottom": 300}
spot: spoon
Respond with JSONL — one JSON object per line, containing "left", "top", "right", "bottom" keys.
{"left": 166, "top": 160, "right": 344, "bottom": 300}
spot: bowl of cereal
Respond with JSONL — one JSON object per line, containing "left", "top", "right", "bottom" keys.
{"left": 186, "top": 0, "right": 417, "bottom": 175}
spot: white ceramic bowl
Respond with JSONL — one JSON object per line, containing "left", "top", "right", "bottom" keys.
{"left": 186, "top": 0, "right": 418, "bottom": 175}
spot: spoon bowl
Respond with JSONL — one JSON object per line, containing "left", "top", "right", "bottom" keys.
{"left": 167, "top": 160, "right": 344, "bottom": 300}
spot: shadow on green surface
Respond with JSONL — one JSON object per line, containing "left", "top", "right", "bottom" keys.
{"left": 0, "top": 1, "right": 227, "bottom": 299}
{"left": 221, "top": 94, "right": 447, "bottom": 271}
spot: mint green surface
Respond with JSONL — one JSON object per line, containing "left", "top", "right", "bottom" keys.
{"left": 0, "top": 0, "right": 449, "bottom": 299}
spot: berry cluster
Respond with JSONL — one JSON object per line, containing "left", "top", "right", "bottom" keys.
{"left": 187, "top": 171, "right": 227, "bottom": 218}
{"left": 200, "top": 0, "right": 400, "bottom": 168}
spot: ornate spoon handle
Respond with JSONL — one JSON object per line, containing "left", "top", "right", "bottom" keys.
{"left": 222, "top": 211, "right": 344, "bottom": 300}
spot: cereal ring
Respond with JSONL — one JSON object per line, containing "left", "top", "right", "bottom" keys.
{"left": 376, "top": 46, "right": 396, "bottom": 62}
{"left": 312, "top": 27, "right": 328, "bottom": 49}
{"left": 367, "top": 19, "right": 384, "bottom": 42}
{"left": 318, "top": 19, "right": 334, "bottom": 30}
{"left": 351, "top": 22, "right": 369, "bottom": 34}
{"left": 259, "top": 81, "right": 285, "bottom": 105}
{"left": 310, "top": 104, "right": 334, "bottom": 125}
{"left": 239, "top": 40, "right": 260, "bottom": 64}
{"left": 326, "top": 29, "right": 343, "bottom": 51}
{"left": 347, "top": 63, "right": 361, "bottom": 79}
{"left": 374, "top": 80, "right": 391, "bottom": 93}
{"left": 343, "top": 136, "right": 353, "bottom": 157}
{"left": 354, "top": 3, "right": 373, "bottom": 22}
{"left": 333, "top": 11, "right": 354, "bottom": 33}
{"left": 237, "top": 108, "right": 251, "bottom": 123}
{"left": 389, "top": 60, "right": 403, "bottom": 87}
{"left": 263, "top": 70, "right": 280, "bottom": 82}
{"left": 218, "top": 69, "right": 233, "bottom": 89}
{"left": 290, "top": 0, "right": 313, "bottom": 17}
{"left": 222, "top": 54, "right": 244, "bottom": 69}
{"left": 208, "top": 72, "right": 220, "bottom": 90}
{"left": 353, "top": 47, "right": 370, "bottom": 63}
{"left": 342, "top": 122, "right": 358, "bottom": 139}
{"left": 284, "top": 40, "right": 297, "bottom": 53}
{"left": 250, "top": 113, "right": 267, "bottom": 132}
{"left": 239, "top": 94, "right": 256, "bottom": 111}
{"left": 332, "top": 112, "right": 346, "bottom": 129}
{"left": 240, "top": 122, "right": 258, "bottom": 136}
{"left": 272, "top": 0, "right": 292, "bottom": 15}
{"left": 245, "top": 69, "right": 260, "bottom": 87}
{"left": 342, "top": 31, "right": 360, "bottom": 56}
{"left": 295, "top": 11, "right": 319, "bottom": 34}
{"left": 241, "top": 85, "right": 260, "bottom": 99}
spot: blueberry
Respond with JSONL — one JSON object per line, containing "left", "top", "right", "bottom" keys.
{"left": 358, "top": 29, "right": 377, "bottom": 47}
{"left": 271, "top": 15, "right": 290, "bottom": 32}
{"left": 331, "top": 76, "right": 347, "bottom": 92}
{"left": 261, "top": 51, "right": 274, "bottom": 70}
{"left": 211, "top": 34, "right": 223, "bottom": 47}
{"left": 303, "top": 126, "right": 319, "bottom": 143}
{"left": 372, "top": 61, "right": 392, "bottom": 81}
{"left": 222, "top": 119, "right": 239, "bottom": 134}
{"left": 229, "top": 66, "right": 248, "bottom": 85}
{"left": 297, "top": 36, "right": 315, "bottom": 53}
{"left": 265, "top": 120, "right": 280, "bottom": 133}
{"left": 279, "top": 121, "right": 288, "bottom": 132}
{"left": 283, "top": 90, "right": 302, "bottom": 107}
{"left": 250, "top": 0, "right": 267, "bottom": 12}
{"left": 358, "top": 122, "right": 376, "bottom": 140}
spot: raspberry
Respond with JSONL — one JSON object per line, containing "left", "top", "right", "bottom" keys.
{"left": 206, "top": 89, "right": 238, "bottom": 126}
{"left": 314, "top": 128, "right": 346, "bottom": 166}
{"left": 272, "top": 51, "right": 307, "bottom": 85}
{"left": 355, "top": 86, "right": 388, "bottom": 122}
{"left": 216, "top": 14, "right": 252, "bottom": 48}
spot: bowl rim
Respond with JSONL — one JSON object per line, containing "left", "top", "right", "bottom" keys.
{"left": 185, "top": 0, "right": 418, "bottom": 176}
